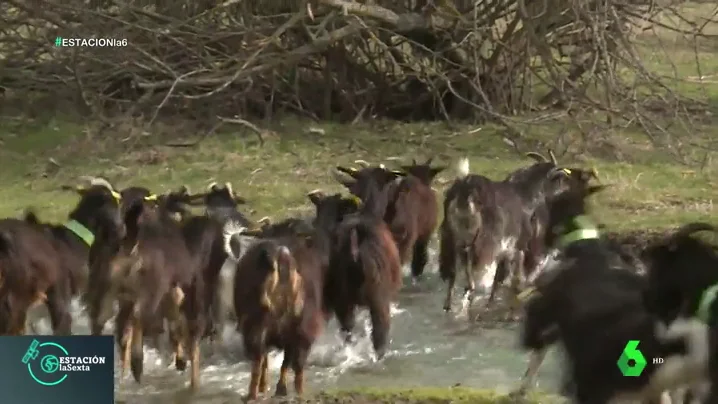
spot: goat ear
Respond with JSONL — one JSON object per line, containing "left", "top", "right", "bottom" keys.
{"left": 307, "top": 190, "right": 325, "bottom": 206}
{"left": 585, "top": 185, "right": 608, "bottom": 197}
{"left": 430, "top": 166, "right": 446, "bottom": 178}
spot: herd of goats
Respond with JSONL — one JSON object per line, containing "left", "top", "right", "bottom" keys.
{"left": 1, "top": 149, "right": 717, "bottom": 403}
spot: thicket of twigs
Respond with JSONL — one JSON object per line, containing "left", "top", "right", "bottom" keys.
{"left": 0, "top": 0, "right": 716, "bottom": 158}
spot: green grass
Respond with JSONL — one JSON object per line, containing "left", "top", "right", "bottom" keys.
{"left": 0, "top": 116, "right": 716, "bottom": 232}
{"left": 312, "top": 387, "right": 562, "bottom": 403}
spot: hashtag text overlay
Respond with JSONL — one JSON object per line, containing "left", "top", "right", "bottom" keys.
{"left": 54, "top": 37, "right": 127, "bottom": 47}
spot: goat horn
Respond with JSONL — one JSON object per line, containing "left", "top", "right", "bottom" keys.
{"left": 590, "top": 167, "right": 600, "bottom": 181}
{"left": 207, "top": 182, "right": 218, "bottom": 191}
{"left": 307, "top": 189, "right": 324, "bottom": 197}
{"left": 525, "top": 152, "right": 547, "bottom": 163}
{"left": 225, "top": 182, "right": 234, "bottom": 196}
{"left": 258, "top": 216, "right": 272, "bottom": 226}
{"left": 332, "top": 170, "right": 354, "bottom": 184}
{"left": 548, "top": 149, "right": 558, "bottom": 165}
{"left": 354, "top": 160, "right": 370, "bottom": 167}
{"left": 78, "top": 176, "right": 117, "bottom": 192}
{"left": 672, "top": 222, "right": 718, "bottom": 241}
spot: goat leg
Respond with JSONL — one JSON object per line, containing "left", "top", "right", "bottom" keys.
{"left": 458, "top": 249, "right": 476, "bottom": 318}
{"left": 506, "top": 251, "right": 525, "bottom": 322}
{"left": 443, "top": 267, "right": 456, "bottom": 313}
{"left": 246, "top": 353, "right": 265, "bottom": 401}
{"left": 511, "top": 348, "right": 547, "bottom": 397}
{"left": 275, "top": 350, "right": 291, "bottom": 396}
{"left": 130, "top": 315, "right": 144, "bottom": 383}
{"left": 293, "top": 346, "right": 310, "bottom": 396}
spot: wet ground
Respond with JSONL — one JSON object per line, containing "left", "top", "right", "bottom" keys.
{"left": 31, "top": 229, "right": 670, "bottom": 403}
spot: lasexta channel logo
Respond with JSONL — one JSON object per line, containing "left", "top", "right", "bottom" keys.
{"left": 22, "top": 338, "right": 107, "bottom": 386}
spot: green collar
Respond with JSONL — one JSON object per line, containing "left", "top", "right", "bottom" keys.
{"left": 556, "top": 215, "right": 600, "bottom": 248}
{"left": 63, "top": 220, "right": 95, "bottom": 246}
{"left": 696, "top": 284, "right": 718, "bottom": 323}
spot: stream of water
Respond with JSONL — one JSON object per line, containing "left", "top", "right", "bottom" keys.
{"left": 31, "top": 249, "right": 563, "bottom": 403}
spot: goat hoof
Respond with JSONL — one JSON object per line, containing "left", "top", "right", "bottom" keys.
{"left": 275, "top": 383, "right": 288, "bottom": 397}
{"left": 175, "top": 357, "right": 188, "bottom": 372}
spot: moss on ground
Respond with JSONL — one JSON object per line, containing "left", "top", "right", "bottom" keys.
{"left": 262, "top": 387, "right": 562, "bottom": 403}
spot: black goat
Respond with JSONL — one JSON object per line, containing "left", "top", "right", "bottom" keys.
{"left": 0, "top": 176, "right": 124, "bottom": 335}
{"left": 515, "top": 185, "right": 709, "bottom": 404}
{"left": 438, "top": 155, "right": 587, "bottom": 318}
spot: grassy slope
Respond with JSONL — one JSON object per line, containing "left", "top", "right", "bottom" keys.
{"left": 0, "top": 116, "right": 716, "bottom": 231}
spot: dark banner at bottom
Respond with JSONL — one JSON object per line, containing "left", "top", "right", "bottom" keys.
{"left": 0, "top": 336, "right": 114, "bottom": 404}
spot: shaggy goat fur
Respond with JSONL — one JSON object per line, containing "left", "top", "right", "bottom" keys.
{"left": 312, "top": 179, "right": 402, "bottom": 359}
{"left": 110, "top": 192, "right": 206, "bottom": 389}
{"left": 0, "top": 177, "right": 124, "bottom": 335}
{"left": 334, "top": 159, "right": 444, "bottom": 281}
{"left": 231, "top": 231, "right": 327, "bottom": 400}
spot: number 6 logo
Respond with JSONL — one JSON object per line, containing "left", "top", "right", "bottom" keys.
{"left": 617, "top": 340, "right": 647, "bottom": 376}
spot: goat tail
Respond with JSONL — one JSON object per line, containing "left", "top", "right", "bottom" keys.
{"left": 259, "top": 245, "right": 304, "bottom": 316}
{"left": 456, "top": 157, "right": 470, "bottom": 178}
{"left": 222, "top": 220, "right": 247, "bottom": 261}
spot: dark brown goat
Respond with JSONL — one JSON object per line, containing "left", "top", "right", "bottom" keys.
{"left": 334, "top": 158, "right": 445, "bottom": 281}
{"left": 438, "top": 155, "right": 595, "bottom": 319}
{"left": 87, "top": 185, "right": 152, "bottom": 336}
{"left": 109, "top": 190, "right": 205, "bottom": 388}
{"left": 229, "top": 220, "right": 327, "bottom": 399}
{"left": 0, "top": 177, "right": 124, "bottom": 335}
{"left": 311, "top": 179, "right": 402, "bottom": 359}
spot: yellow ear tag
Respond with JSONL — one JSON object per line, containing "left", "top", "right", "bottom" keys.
{"left": 561, "top": 168, "right": 572, "bottom": 175}
{"left": 143, "top": 194, "right": 158, "bottom": 201}
{"left": 350, "top": 196, "right": 362, "bottom": 206}
{"left": 112, "top": 191, "right": 122, "bottom": 201}
{"left": 75, "top": 185, "right": 86, "bottom": 192}
{"left": 391, "top": 170, "right": 404, "bottom": 175}
{"left": 517, "top": 287, "right": 538, "bottom": 302}
{"left": 348, "top": 168, "right": 358, "bottom": 173}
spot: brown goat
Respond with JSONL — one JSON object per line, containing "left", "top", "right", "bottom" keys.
{"left": 0, "top": 177, "right": 124, "bottom": 335}
{"left": 231, "top": 227, "right": 327, "bottom": 400}
{"left": 311, "top": 178, "right": 402, "bottom": 359}
{"left": 110, "top": 190, "right": 205, "bottom": 389}
{"left": 87, "top": 185, "right": 153, "bottom": 336}
{"left": 334, "top": 158, "right": 444, "bottom": 281}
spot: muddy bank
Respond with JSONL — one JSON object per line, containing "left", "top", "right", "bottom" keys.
{"left": 262, "top": 388, "right": 562, "bottom": 403}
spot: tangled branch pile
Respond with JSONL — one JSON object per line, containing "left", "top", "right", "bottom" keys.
{"left": 0, "top": 0, "right": 713, "bottom": 127}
